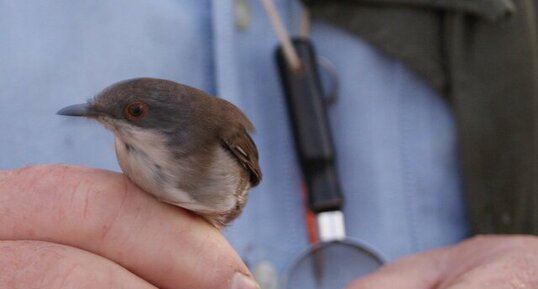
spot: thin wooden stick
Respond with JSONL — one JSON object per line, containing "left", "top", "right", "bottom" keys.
{"left": 260, "top": 0, "right": 302, "bottom": 71}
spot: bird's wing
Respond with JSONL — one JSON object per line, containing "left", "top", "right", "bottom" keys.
{"left": 220, "top": 127, "right": 262, "bottom": 187}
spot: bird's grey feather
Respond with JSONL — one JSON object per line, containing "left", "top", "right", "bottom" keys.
{"left": 77, "top": 77, "right": 262, "bottom": 228}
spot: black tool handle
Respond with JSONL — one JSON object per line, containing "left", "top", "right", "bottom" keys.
{"left": 276, "top": 38, "right": 343, "bottom": 213}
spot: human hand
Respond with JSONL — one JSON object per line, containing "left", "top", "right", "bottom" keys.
{"left": 0, "top": 165, "right": 259, "bottom": 289}
{"left": 348, "top": 235, "right": 538, "bottom": 289}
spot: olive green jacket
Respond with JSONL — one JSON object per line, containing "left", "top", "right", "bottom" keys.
{"left": 302, "top": 0, "right": 538, "bottom": 234}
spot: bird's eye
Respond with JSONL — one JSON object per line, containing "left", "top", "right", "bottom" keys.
{"left": 124, "top": 101, "right": 148, "bottom": 121}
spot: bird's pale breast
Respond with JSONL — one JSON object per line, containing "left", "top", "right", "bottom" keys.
{"left": 113, "top": 126, "right": 247, "bottom": 218}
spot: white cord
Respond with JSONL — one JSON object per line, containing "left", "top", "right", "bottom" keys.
{"left": 260, "top": 0, "right": 302, "bottom": 71}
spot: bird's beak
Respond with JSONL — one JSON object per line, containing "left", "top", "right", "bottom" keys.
{"left": 57, "top": 103, "right": 92, "bottom": 117}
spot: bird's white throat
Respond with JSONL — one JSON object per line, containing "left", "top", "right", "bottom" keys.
{"left": 111, "top": 123, "right": 239, "bottom": 214}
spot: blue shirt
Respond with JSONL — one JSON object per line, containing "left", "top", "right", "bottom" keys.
{"left": 0, "top": 0, "right": 469, "bottom": 275}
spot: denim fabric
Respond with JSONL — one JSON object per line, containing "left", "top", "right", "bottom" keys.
{"left": 0, "top": 0, "right": 469, "bottom": 275}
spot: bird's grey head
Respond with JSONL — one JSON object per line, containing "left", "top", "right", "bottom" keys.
{"left": 58, "top": 78, "right": 216, "bottom": 145}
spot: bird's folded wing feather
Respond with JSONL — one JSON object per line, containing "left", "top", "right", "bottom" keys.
{"left": 220, "top": 127, "right": 262, "bottom": 187}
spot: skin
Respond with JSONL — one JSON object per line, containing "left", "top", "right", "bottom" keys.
{"left": 2, "top": 165, "right": 538, "bottom": 288}
{"left": 0, "top": 165, "right": 253, "bottom": 289}
{"left": 347, "top": 236, "right": 538, "bottom": 289}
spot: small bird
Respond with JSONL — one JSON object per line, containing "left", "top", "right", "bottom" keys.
{"left": 58, "top": 78, "right": 262, "bottom": 228}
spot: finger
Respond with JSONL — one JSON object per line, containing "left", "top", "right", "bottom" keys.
{"left": 0, "top": 169, "right": 12, "bottom": 182}
{"left": 0, "top": 165, "right": 256, "bottom": 289}
{"left": 440, "top": 236, "right": 538, "bottom": 289}
{"left": 443, "top": 254, "right": 538, "bottom": 289}
{"left": 0, "top": 240, "right": 156, "bottom": 289}
{"left": 347, "top": 248, "right": 449, "bottom": 289}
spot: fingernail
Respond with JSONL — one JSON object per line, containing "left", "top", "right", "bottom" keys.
{"left": 231, "top": 272, "right": 260, "bottom": 289}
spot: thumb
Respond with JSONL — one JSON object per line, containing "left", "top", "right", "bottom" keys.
{"left": 346, "top": 249, "right": 448, "bottom": 289}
